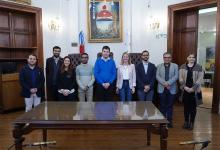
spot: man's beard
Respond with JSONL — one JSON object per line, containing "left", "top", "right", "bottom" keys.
{"left": 54, "top": 54, "right": 59, "bottom": 58}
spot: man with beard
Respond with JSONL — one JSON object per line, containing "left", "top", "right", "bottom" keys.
{"left": 19, "top": 54, "right": 45, "bottom": 112}
{"left": 136, "top": 50, "right": 156, "bottom": 101}
{"left": 46, "top": 46, "right": 63, "bottom": 100}
{"left": 76, "top": 53, "right": 95, "bottom": 101}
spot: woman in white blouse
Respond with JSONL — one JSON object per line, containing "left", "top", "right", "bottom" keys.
{"left": 116, "top": 52, "right": 136, "bottom": 101}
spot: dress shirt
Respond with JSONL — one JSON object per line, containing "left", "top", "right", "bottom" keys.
{"left": 53, "top": 56, "right": 59, "bottom": 65}
{"left": 142, "top": 61, "right": 149, "bottom": 74}
{"left": 122, "top": 65, "right": 129, "bottom": 80}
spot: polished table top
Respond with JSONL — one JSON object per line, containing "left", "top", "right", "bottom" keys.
{"left": 14, "top": 101, "right": 168, "bottom": 124}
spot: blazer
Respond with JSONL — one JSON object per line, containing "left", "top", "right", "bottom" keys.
{"left": 116, "top": 64, "right": 136, "bottom": 89}
{"left": 136, "top": 62, "right": 156, "bottom": 90}
{"left": 46, "top": 56, "right": 63, "bottom": 87}
{"left": 19, "top": 65, "right": 45, "bottom": 98}
{"left": 179, "top": 63, "right": 204, "bottom": 92}
{"left": 156, "top": 63, "right": 178, "bottom": 94}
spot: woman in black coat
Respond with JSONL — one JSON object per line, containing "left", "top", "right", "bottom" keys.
{"left": 57, "top": 56, "right": 77, "bottom": 101}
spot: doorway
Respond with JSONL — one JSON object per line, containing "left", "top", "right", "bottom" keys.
{"left": 197, "top": 7, "right": 217, "bottom": 109}
{"left": 168, "top": 0, "right": 220, "bottom": 114}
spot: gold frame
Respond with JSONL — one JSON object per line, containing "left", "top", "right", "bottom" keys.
{"left": 8, "top": 0, "right": 31, "bottom": 5}
{"left": 87, "top": 0, "right": 123, "bottom": 43}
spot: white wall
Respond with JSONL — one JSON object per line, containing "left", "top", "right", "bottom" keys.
{"left": 30, "top": 0, "right": 192, "bottom": 67}
{"left": 32, "top": 0, "right": 79, "bottom": 65}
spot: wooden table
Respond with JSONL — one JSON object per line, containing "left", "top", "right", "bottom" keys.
{"left": 12, "top": 101, "right": 168, "bottom": 150}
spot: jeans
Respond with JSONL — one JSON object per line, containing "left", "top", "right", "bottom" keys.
{"left": 159, "top": 88, "right": 175, "bottom": 122}
{"left": 119, "top": 80, "right": 132, "bottom": 101}
{"left": 137, "top": 89, "right": 154, "bottom": 101}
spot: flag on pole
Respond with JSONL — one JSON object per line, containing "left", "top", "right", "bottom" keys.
{"left": 79, "top": 31, "right": 85, "bottom": 54}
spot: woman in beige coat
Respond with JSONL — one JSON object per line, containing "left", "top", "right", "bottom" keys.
{"left": 116, "top": 52, "right": 136, "bottom": 101}
{"left": 179, "top": 54, "right": 204, "bottom": 130}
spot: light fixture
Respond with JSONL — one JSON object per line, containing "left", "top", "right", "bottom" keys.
{"left": 48, "top": 17, "right": 60, "bottom": 32}
{"left": 147, "top": 0, "right": 160, "bottom": 30}
{"left": 149, "top": 17, "right": 160, "bottom": 30}
{"left": 48, "top": 0, "right": 62, "bottom": 32}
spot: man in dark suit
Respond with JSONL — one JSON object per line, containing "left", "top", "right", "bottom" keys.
{"left": 136, "top": 50, "right": 156, "bottom": 101}
{"left": 46, "top": 46, "right": 63, "bottom": 100}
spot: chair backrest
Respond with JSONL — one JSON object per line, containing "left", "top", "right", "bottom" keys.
{"left": 68, "top": 53, "right": 81, "bottom": 68}
{"left": 97, "top": 52, "right": 114, "bottom": 59}
{"left": 129, "top": 53, "right": 142, "bottom": 65}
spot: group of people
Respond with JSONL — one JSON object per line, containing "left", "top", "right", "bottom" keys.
{"left": 19, "top": 45, "right": 204, "bottom": 130}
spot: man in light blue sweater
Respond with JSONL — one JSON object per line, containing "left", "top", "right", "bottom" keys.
{"left": 76, "top": 53, "right": 95, "bottom": 102}
{"left": 94, "top": 46, "right": 116, "bottom": 101}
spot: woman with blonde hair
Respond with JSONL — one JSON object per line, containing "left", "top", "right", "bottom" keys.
{"left": 179, "top": 53, "right": 204, "bottom": 130}
{"left": 116, "top": 52, "right": 136, "bottom": 101}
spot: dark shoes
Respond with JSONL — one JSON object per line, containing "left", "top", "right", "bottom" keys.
{"left": 182, "top": 122, "right": 189, "bottom": 129}
{"left": 168, "top": 122, "right": 173, "bottom": 128}
{"left": 182, "top": 122, "right": 194, "bottom": 130}
{"left": 188, "top": 122, "right": 194, "bottom": 130}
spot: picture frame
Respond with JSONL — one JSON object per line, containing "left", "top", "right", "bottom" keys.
{"left": 205, "top": 47, "right": 215, "bottom": 72}
{"left": 87, "top": 0, "right": 123, "bottom": 43}
{"left": 8, "top": 0, "right": 31, "bottom": 5}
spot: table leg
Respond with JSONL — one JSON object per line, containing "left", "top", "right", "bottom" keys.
{"left": 43, "top": 129, "right": 47, "bottom": 142}
{"left": 147, "top": 126, "right": 151, "bottom": 146}
{"left": 160, "top": 124, "right": 168, "bottom": 150}
{"left": 13, "top": 124, "right": 25, "bottom": 150}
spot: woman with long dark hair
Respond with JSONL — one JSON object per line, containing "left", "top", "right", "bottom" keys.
{"left": 57, "top": 56, "right": 77, "bottom": 101}
{"left": 179, "top": 54, "right": 204, "bottom": 130}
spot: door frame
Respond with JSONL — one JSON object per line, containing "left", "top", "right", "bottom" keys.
{"left": 168, "top": 0, "right": 220, "bottom": 114}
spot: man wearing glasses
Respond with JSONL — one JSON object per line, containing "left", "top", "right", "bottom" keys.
{"left": 156, "top": 52, "right": 178, "bottom": 128}
{"left": 76, "top": 53, "right": 95, "bottom": 101}
{"left": 136, "top": 50, "right": 156, "bottom": 101}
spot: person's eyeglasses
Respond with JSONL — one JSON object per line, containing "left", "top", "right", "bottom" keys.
{"left": 81, "top": 57, "right": 88, "bottom": 59}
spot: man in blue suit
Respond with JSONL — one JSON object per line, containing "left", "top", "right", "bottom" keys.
{"left": 136, "top": 50, "right": 156, "bottom": 101}
{"left": 156, "top": 52, "right": 178, "bottom": 128}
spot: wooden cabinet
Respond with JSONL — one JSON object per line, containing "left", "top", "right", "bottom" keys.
{"left": 0, "top": 1, "right": 43, "bottom": 111}
{"left": 0, "top": 73, "right": 23, "bottom": 111}
{"left": 0, "top": 0, "right": 43, "bottom": 67}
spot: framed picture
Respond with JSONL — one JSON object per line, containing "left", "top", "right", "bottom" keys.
{"left": 205, "top": 47, "right": 215, "bottom": 72}
{"left": 8, "top": 0, "right": 31, "bottom": 5}
{"left": 88, "top": 0, "right": 123, "bottom": 43}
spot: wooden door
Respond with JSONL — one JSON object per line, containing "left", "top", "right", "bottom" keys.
{"left": 168, "top": 0, "right": 220, "bottom": 114}
{"left": 172, "top": 9, "right": 198, "bottom": 65}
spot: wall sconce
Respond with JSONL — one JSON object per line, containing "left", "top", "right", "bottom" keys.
{"left": 48, "top": 17, "right": 60, "bottom": 32}
{"left": 147, "top": 0, "right": 160, "bottom": 30}
{"left": 149, "top": 17, "right": 160, "bottom": 30}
